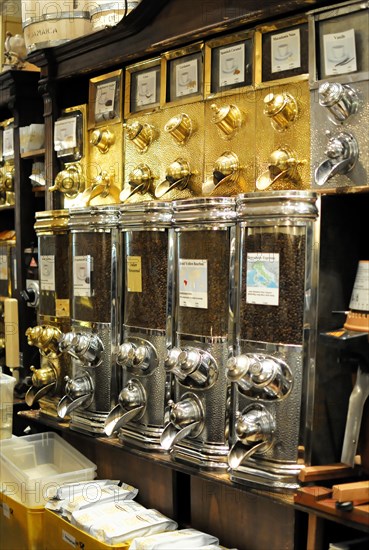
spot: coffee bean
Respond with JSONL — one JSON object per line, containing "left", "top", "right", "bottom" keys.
{"left": 240, "top": 228, "right": 306, "bottom": 345}
{"left": 39, "top": 234, "right": 69, "bottom": 316}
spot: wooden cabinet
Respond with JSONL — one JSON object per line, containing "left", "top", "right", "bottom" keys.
{"left": 0, "top": 70, "right": 45, "bottom": 373}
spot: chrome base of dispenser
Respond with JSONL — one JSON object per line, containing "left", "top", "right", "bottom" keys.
{"left": 229, "top": 457, "right": 303, "bottom": 493}
{"left": 118, "top": 423, "right": 167, "bottom": 453}
{"left": 70, "top": 409, "right": 109, "bottom": 436}
{"left": 172, "top": 439, "right": 229, "bottom": 471}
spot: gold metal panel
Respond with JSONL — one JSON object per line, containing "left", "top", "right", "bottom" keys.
{"left": 254, "top": 79, "right": 311, "bottom": 191}
{"left": 86, "top": 121, "right": 123, "bottom": 206}
{"left": 123, "top": 101, "right": 204, "bottom": 202}
{"left": 203, "top": 91, "right": 256, "bottom": 195}
{"left": 61, "top": 104, "right": 90, "bottom": 209}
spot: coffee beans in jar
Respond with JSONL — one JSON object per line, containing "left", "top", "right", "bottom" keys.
{"left": 39, "top": 234, "right": 69, "bottom": 317}
{"left": 177, "top": 229, "right": 230, "bottom": 337}
{"left": 124, "top": 230, "right": 168, "bottom": 331}
{"left": 240, "top": 226, "right": 306, "bottom": 345}
{"left": 72, "top": 231, "right": 112, "bottom": 323}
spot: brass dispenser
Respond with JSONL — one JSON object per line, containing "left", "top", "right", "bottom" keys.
{"left": 24, "top": 210, "right": 72, "bottom": 419}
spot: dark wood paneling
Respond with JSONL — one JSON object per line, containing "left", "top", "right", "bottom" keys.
{"left": 191, "top": 476, "right": 296, "bottom": 550}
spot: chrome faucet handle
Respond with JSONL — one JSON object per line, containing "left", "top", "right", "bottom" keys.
{"left": 132, "top": 345, "right": 152, "bottom": 371}
{"left": 315, "top": 132, "right": 359, "bottom": 187}
{"left": 178, "top": 349, "right": 218, "bottom": 387}
{"left": 117, "top": 342, "right": 136, "bottom": 366}
{"left": 319, "top": 82, "right": 359, "bottom": 123}
{"left": 164, "top": 347, "right": 187, "bottom": 381}
{"left": 73, "top": 333, "right": 103, "bottom": 366}
{"left": 325, "top": 137, "right": 346, "bottom": 159}
{"left": 228, "top": 404, "right": 275, "bottom": 469}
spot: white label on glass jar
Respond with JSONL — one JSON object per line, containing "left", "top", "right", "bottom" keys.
{"left": 179, "top": 259, "right": 208, "bottom": 309}
{"left": 54, "top": 117, "right": 77, "bottom": 151}
{"left": 349, "top": 261, "right": 369, "bottom": 311}
{"left": 323, "top": 29, "right": 357, "bottom": 76}
{"left": 219, "top": 43, "right": 245, "bottom": 87}
{"left": 2, "top": 502, "right": 10, "bottom": 519}
{"left": 40, "top": 255, "right": 55, "bottom": 291}
{"left": 0, "top": 255, "right": 8, "bottom": 280}
{"left": 176, "top": 58, "right": 198, "bottom": 97}
{"left": 73, "top": 255, "right": 92, "bottom": 297}
{"left": 62, "top": 529, "right": 76, "bottom": 547}
{"left": 271, "top": 28, "right": 300, "bottom": 73}
{"left": 3, "top": 128, "right": 14, "bottom": 158}
{"left": 246, "top": 253, "right": 280, "bottom": 306}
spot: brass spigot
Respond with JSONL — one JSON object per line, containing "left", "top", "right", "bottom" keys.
{"left": 49, "top": 163, "right": 84, "bottom": 198}
{"left": 90, "top": 128, "right": 115, "bottom": 153}
{"left": 164, "top": 113, "right": 193, "bottom": 144}
{"left": 211, "top": 103, "right": 242, "bottom": 138}
{"left": 125, "top": 121, "right": 156, "bottom": 152}
{"left": 263, "top": 92, "right": 298, "bottom": 131}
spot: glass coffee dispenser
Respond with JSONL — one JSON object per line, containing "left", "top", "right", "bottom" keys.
{"left": 25, "top": 211, "right": 72, "bottom": 419}
{"left": 227, "top": 191, "right": 319, "bottom": 491}
{"left": 104, "top": 202, "right": 173, "bottom": 450}
{"left": 161, "top": 197, "right": 236, "bottom": 469}
{"left": 57, "top": 206, "right": 120, "bottom": 435}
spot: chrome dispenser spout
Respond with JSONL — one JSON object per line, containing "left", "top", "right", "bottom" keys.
{"left": 315, "top": 132, "right": 358, "bottom": 187}
{"left": 57, "top": 393, "right": 93, "bottom": 419}
{"left": 57, "top": 374, "right": 94, "bottom": 419}
{"left": 25, "top": 382, "right": 56, "bottom": 406}
{"left": 104, "top": 403, "right": 145, "bottom": 436}
{"left": 341, "top": 367, "right": 369, "bottom": 467}
{"left": 103, "top": 380, "right": 146, "bottom": 436}
{"left": 160, "top": 395, "right": 204, "bottom": 450}
{"left": 228, "top": 405, "right": 275, "bottom": 469}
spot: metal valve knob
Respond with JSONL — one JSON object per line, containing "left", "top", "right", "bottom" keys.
{"left": 263, "top": 92, "right": 298, "bottom": 131}
{"left": 50, "top": 164, "right": 84, "bottom": 198}
{"left": 90, "top": 128, "right": 115, "bottom": 153}
{"left": 117, "top": 342, "right": 136, "bottom": 366}
{"left": 126, "top": 121, "right": 156, "bottom": 152}
{"left": 178, "top": 348, "right": 218, "bottom": 388}
{"left": 30, "top": 365, "right": 56, "bottom": 388}
{"left": 318, "top": 82, "right": 359, "bottom": 122}
{"left": 59, "top": 332, "right": 103, "bottom": 366}
{"left": 211, "top": 103, "right": 242, "bottom": 137}
{"left": 164, "top": 347, "right": 187, "bottom": 381}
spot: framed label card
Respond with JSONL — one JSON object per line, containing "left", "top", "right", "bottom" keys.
{"left": 207, "top": 33, "right": 253, "bottom": 95}
{"left": 89, "top": 70, "right": 122, "bottom": 128}
{"left": 126, "top": 59, "right": 161, "bottom": 115}
{"left": 271, "top": 29, "right": 301, "bottom": 74}
{"left": 166, "top": 45, "right": 203, "bottom": 103}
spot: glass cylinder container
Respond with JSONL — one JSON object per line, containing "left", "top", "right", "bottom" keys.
{"left": 35, "top": 210, "right": 70, "bottom": 319}
{"left": 69, "top": 206, "right": 120, "bottom": 324}
{"left": 120, "top": 202, "right": 172, "bottom": 331}
{"left": 173, "top": 197, "right": 236, "bottom": 339}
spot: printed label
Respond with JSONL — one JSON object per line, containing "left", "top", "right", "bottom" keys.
{"left": 136, "top": 70, "right": 157, "bottom": 107}
{"left": 3, "top": 128, "right": 14, "bottom": 158}
{"left": 40, "top": 255, "right": 55, "bottom": 291}
{"left": 54, "top": 117, "right": 77, "bottom": 151}
{"left": 56, "top": 299, "right": 70, "bottom": 317}
{"left": 246, "top": 253, "right": 280, "bottom": 306}
{"left": 2, "top": 502, "right": 10, "bottom": 519}
{"left": 127, "top": 256, "right": 142, "bottom": 292}
{"left": 271, "top": 28, "right": 301, "bottom": 73}
{"left": 323, "top": 29, "right": 357, "bottom": 76}
{"left": 95, "top": 81, "right": 116, "bottom": 116}
{"left": 349, "top": 261, "right": 369, "bottom": 311}
{"left": 62, "top": 529, "right": 76, "bottom": 547}
{"left": 0, "top": 255, "right": 8, "bottom": 280}
{"left": 179, "top": 259, "right": 208, "bottom": 309}
{"left": 176, "top": 58, "right": 198, "bottom": 97}
{"left": 219, "top": 43, "right": 245, "bottom": 86}
{"left": 73, "top": 255, "right": 92, "bottom": 297}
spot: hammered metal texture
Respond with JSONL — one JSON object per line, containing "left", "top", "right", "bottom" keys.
{"left": 235, "top": 341, "right": 303, "bottom": 464}
{"left": 87, "top": 121, "right": 123, "bottom": 205}
{"left": 203, "top": 91, "right": 256, "bottom": 194}
{"left": 123, "top": 102, "right": 204, "bottom": 200}
{"left": 122, "top": 330, "right": 169, "bottom": 427}
{"left": 71, "top": 321, "right": 114, "bottom": 413}
{"left": 173, "top": 337, "right": 230, "bottom": 446}
{"left": 311, "top": 80, "right": 369, "bottom": 189}
{"left": 255, "top": 79, "right": 311, "bottom": 190}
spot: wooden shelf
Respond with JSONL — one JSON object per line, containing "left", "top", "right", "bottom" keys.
{"left": 31, "top": 186, "right": 46, "bottom": 193}
{"left": 0, "top": 204, "right": 15, "bottom": 211}
{"left": 21, "top": 148, "right": 45, "bottom": 159}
